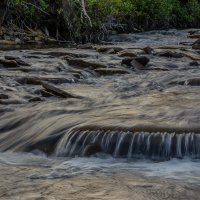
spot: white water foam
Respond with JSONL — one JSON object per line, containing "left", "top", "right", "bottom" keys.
{"left": 0, "top": 152, "right": 199, "bottom": 185}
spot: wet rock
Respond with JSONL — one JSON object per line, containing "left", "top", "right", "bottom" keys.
{"left": 134, "top": 56, "right": 150, "bottom": 66}
{"left": 65, "top": 58, "right": 109, "bottom": 69}
{"left": 190, "top": 61, "right": 199, "bottom": 66}
{"left": 29, "top": 97, "right": 45, "bottom": 102}
{"left": 4, "top": 55, "right": 19, "bottom": 60}
{"left": 95, "top": 68, "right": 129, "bottom": 75}
{"left": 77, "top": 43, "right": 93, "bottom": 49}
{"left": 0, "top": 99, "right": 27, "bottom": 105}
{"left": 15, "top": 38, "right": 21, "bottom": 44}
{"left": 25, "top": 134, "right": 62, "bottom": 155}
{"left": 105, "top": 48, "right": 115, "bottom": 54}
{"left": 188, "top": 34, "right": 200, "bottom": 38}
{"left": 40, "top": 89, "right": 54, "bottom": 97}
{"left": 0, "top": 58, "right": 19, "bottom": 68}
{"left": 42, "top": 82, "right": 78, "bottom": 98}
{"left": 16, "top": 77, "right": 41, "bottom": 85}
{"left": 82, "top": 143, "right": 102, "bottom": 157}
{"left": 192, "top": 39, "right": 200, "bottom": 49}
{"left": 5, "top": 56, "right": 30, "bottom": 66}
{"left": 185, "top": 78, "right": 200, "bottom": 86}
{"left": 157, "top": 51, "right": 184, "bottom": 58}
{"left": 0, "top": 40, "right": 16, "bottom": 45}
{"left": 182, "top": 52, "right": 200, "bottom": 61}
{"left": 118, "top": 51, "right": 137, "bottom": 57}
{"left": 96, "top": 46, "right": 124, "bottom": 53}
{"left": 146, "top": 65, "right": 169, "bottom": 71}
{"left": 16, "top": 76, "right": 71, "bottom": 85}
{"left": 0, "top": 94, "right": 9, "bottom": 99}
{"left": 130, "top": 60, "right": 145, "bottom": 69}
{"left": 121, "top": 57, "right": 135, "bottom": 66}
{"left": 45, "top": 38, "right": 58, "bottom": 44}
{"left": 62, "top": 52, "right": 90, "bottom": 58}
{"left": 143, "top": 46, "right": 154, "bottom": 54}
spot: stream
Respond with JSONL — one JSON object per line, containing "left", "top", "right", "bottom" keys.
{"left": 0, "top": 29, "right": 200, "bottom": 199}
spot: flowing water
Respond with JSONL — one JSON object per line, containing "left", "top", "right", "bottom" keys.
{"left": 0, "top": 29, "right": 200, "bottom": 199}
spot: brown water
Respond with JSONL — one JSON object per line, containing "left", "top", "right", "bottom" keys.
{"left": 0, "top": 29, "right": 200, "bottom": 199}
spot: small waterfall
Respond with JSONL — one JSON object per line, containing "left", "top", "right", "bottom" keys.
{"left": 55, "top": 127, "right": 200, "bottom": 160}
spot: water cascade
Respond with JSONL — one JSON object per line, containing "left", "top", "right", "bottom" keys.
{"left": 55, "top": 126, "right": 200, "bottom": 160}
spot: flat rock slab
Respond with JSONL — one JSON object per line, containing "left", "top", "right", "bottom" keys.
{"left": 41, "top": 82, "right": 79, "bottom": 98}
{"left": 65, "top": 58, "right": 109, "bottom": 69}
{"left": 95, "top": 68, "right": 129, "bottom": 75}
{"left": 0, "top": 58, "right": 19, "bottom": 68}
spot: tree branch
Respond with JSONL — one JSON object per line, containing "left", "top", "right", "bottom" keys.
{"left": 22, "top": 2, "right": 50, "bottom": 16}
{"left": 80, "top": 0, "right": 92, "bottom": 27}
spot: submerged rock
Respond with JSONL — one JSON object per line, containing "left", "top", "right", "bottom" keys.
{"left": 82, "top": 143, "right": 102, "bottom": 157}
{"left": 0, "top": 94, "right": 9, "bottom": 99}
{"left": 130, "top": 56, "right": 150, "bottom": 69}
{"left": 157, "top": 51, "right": 184, "bottom": 58}
{"left": 121, "top": 57, "right": 135, "bottom": 66}
{"left": 28, "top": 97, "right": 45, "bottom": 102}
{"left": 134, "top": 56, "right": 150, "bottom": 66}
{"left": 189, "top": 61, "right": 199, "bottom": 66}
{"left": 0, "top": 58, "right": 19, "bottom": 68}
{"left": 41, "top": 82, "right": 78, "bottom": 98}
{"left": 192, "top": 38, "right": 200, "bottom": 49}
{"left": 181, "top": 78, "right": 200, "bottom": 86}
{"left": 5, "top": 56, "right": 30, "bottom": 66}
{"left": 96, "top": 46, "right": 124, "bottom": 53}
{"left": 118, "top": 51, "right": 137, "bottom": 57}
{"left": 143, "top": 46, "right": 154, "bottom": 54}
{"left": 65, "top": 57, "right": 109, "bottom": 69}
{"left": 95, "top": 68, "right": 129, "bottom": 75}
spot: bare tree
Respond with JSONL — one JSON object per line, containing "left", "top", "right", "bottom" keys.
{"left": 62, "top": 0, "right": 74, "bottom": 30}
{"left": 62, "top": 0, "right": 92, "bottom": 28}
{"left": 0, "top": 0, "right": 8, "bottom": 27}
{"left": 80, "top": 0, "right": 92, "bottom": 27}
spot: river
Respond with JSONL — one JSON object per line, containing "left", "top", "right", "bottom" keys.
{"left": 0, "top": 29, "right": 200, "bottom": 199}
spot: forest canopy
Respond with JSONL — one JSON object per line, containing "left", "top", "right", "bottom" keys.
{"left": 1, "top": 0, "right": 200, "bottom": 41}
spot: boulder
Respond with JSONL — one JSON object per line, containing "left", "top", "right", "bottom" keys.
{"left": 143, "top": 46, "right": 154, "bottom": 54}
{"left": 122, "top": 56, "right": 150, "bottom": 69}
{"left": 82, "top": 143, "right": 102, "bottom": 157}
{"left": 0, "top": 58, "right": 19, "bottom": 68}
{"left": 121, "top": 57, "right": 135, "bottom": 66}
{"left": 134, "top": 56, "right": 150, "bottom": 66}
{"left": 192, "top": 39, "right": 200, "bottom": 49}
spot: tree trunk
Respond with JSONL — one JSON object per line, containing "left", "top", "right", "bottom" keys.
{"left": 0, "top": 0, "right": 8, "bottom": 27}
{"left": 61, "top": 0, "right": 74, "bottom": 30}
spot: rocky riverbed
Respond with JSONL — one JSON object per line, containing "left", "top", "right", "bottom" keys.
{"left": 0, "top": 29, "right": 200, "bottom": 199}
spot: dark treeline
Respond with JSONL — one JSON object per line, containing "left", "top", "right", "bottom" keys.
{"left": 0, "top": 0, "right": 200, "bottom": 42}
